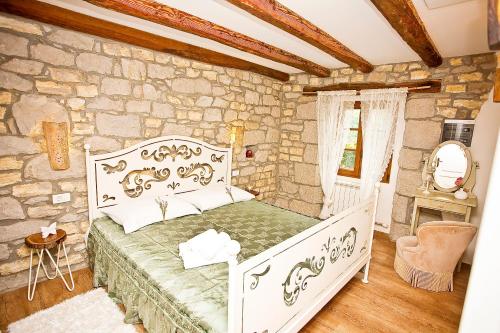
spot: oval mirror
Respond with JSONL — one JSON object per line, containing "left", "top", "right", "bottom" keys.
{"left": 431, "top": 141, "right": 471, "bottom": 192}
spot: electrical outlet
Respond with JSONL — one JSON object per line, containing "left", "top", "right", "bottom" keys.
{"left": 52, "top": 193, "right": 71, "bottom": 204}
{"left": 232, "top": 169, "right": 240, "bottom": 176}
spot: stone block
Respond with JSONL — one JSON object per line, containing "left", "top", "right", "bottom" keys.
{"left": 0, "top": 136, "right": 39, "bottom": 156}
{"left": 303, "top": 144, "right": 318, "bottom": 163}
{"left": 147, "top": 63, "right": 175, "bottom": 79}
{"left": 48, "top": 68, "right": 83, "bottom": 82}
{"left": 445, "top": 84, "right": 466, "bottom": 93}
{"left": 76, "top": 85, "right": 98, "bottom": 97}
{"left": 59, "top": 180, "right": 87, "bottom": 192}
{"left": 0, "top": 59, "right": 44, "bottom": 75}
{"left": 35, "top": 81, "right": 72, "bottom": 96}
{"left": 67, "top": 98, "right": 85, "bottom": 110}
{"left": 299, "top": 185, "right": 323, "bottom": 204}
{"left": 0, "top": 172, "right": 21, "bottom": 187}
{"left": 301, "top": 121, "right": 317, "bottom": 144}
{"left": 0, "top": 70, "right": 33, "bottom": 91}
{"left": 0, "top": 15, "right": 42, "bottom": 35}
{"left": 76, "top": 53, "right": 112, "bottom": 74}
{"left": 0, "top": 91, "right": 11, "bottom": 105}
{"left": 0, "top": 157, "right": 23, "bottom": 170}
{"left": 244, "top": 90, "right": 259, "bottom": 105}
{"left": 126, "top": 100, "right": 150, "bottom": 113}
{"left": 243, "top": 130, "right": 266, "bottom": 146}
{"left": 13, "top": 182, "right": 52, "bottom": 197}
{"left": 391, "top": 194, "right": 409, "bottom": 223}
{"left": 87, "top": 96, "right": 123, "bottom": 111}
{"left": 152, "top": 102, "right": 175, "bottom": 118}
{"left": 266, "top": 129, "right": 280, "bottom": 143}
{"left": 121, "top": 59, "right": 146, "bottom": 80}
{"left": 395, "top": 169, "right": 422, "bottom": 197}
{"left": 131, "top": 48, "right": 154, "bottom": 61}
{"left": 0, "top": 257, "right": 38, "bottom": 276}
{"left": 203, "top": 108, "right": 222, "bottom": 122}
{"left": 12, "top": 95, "right": 69, "bottom": 135}
{"left": 73, "top": 123, "right": 94, "bottom": 135}
{"left": 398, "top": 148, "right": 422, "bottom": 170}
{"left": 0, "top": 197, "right": 24, "bottom": 220}
{"left": 0, "top": 244, "right": 9, "bottom": 261}
{"left": 161, "top": 122, "right": 193, "bottom": 136}
{"left": 403, "top": 120, "right": 441, "bottom": 150}
{"left": 0, "top": 32, "right": 28, "bottom": 57}
{"left": 410, "top": 70, "right": 430, "bottom": 80}
{"left": 294, "top": 162, "right": 320, "bottom": 186}
{"left": 103, "top": 43, "right": 131, "bottom": 57}
{"left": 280, "top": 179, "right": 298, "bottom": 194}
{"left": 84, "top": 136, "right": 121, "bottom": 152}
{"left": 405, "top": 98, "right": 435, "bottom": 119}
{"left": 48, "top": 30, "right": 94, "bottom": 50}
{"left": 31, "top": 44, "right": 74, "bottom": 66}
{"left": 25, "top": 151, "right": 85, "bottom": 180}
{"left": 27, "top": 205, "right": 63, "bottom": 218}
{"left": 196, "top": 96, "right": 213, "bottom": 107}
{"left": 101, "top": 78, "right": 131, "bottom": 96}
{"left": 296, "top": 102, "right": 316, "bottom": 120}
{"left": 172, "top": 78, "right": 211, "bottom": 94}
{"left": 289, "top": 199, "right": 320, "bottom": 217}
{"left": 96, "top": 113, "right": 140, "bottom": 137}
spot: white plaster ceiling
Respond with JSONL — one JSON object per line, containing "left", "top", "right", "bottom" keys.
{"left": 41, "top": 0, "right": 490, "bottom": 74}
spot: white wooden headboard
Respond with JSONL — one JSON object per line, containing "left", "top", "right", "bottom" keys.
{"left": 84, "top": 135, "right": 232, "bottom": 221}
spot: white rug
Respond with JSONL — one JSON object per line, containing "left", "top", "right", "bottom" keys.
{"left": 8, "top": 288, "right": 136, "bottom": 333}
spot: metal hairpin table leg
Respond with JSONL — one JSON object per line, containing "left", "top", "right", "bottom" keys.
{"left": 27, "top": 242, "right": 75, "bottom": 301}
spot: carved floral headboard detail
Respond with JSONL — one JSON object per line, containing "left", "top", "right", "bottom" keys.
{"left": 84, "top": 135, "right": 232, "bottom": 221}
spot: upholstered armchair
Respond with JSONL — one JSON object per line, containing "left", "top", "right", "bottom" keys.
{"left": 394, "top": 221, "right": 477, "bottom": 292}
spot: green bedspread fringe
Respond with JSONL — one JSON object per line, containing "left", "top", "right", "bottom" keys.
{"left": 88, "top": 228, "right": 205, "bottom": 333}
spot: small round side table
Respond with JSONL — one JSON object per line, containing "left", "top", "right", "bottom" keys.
{"left": 25, "top": 229, "right": 75, "bottom": 301}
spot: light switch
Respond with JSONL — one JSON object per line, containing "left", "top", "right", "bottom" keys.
{"left": 52, "top": 193, "right": 71, "bottom": 204}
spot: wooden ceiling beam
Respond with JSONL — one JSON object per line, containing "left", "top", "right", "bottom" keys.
{"left": 226, "top": 0, "right": 374, "bottom": 73}
{"left": 82, "top": 0, "right": 330, "bottom": 77}
{"left": 370, "top": 0, "right": 442, "bottom": 67}
{"left": 302, "top": 79, "right": 442, "bottom": 95}
{"left": 0, "top": 0, "right": 289, "bottom": 81}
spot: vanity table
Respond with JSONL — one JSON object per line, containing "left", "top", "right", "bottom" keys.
{"left": 410, "top": 140, "right": 478, "bottom": 235}
{"left": 410, "top": 189, "right": 477, "bottom": 235}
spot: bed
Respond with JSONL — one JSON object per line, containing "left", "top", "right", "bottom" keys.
{"left": 84, "top": 135, "right": 380, "bottom": 333}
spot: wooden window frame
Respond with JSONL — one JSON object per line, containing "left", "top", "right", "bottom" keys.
{"left": 337, "top": 103, "right": 391, "bottom": 183}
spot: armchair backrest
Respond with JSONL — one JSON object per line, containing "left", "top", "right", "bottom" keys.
{"left": 415, "top": 221, "right": 477, "bottom": 272}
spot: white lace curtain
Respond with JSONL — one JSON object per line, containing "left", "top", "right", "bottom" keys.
{"left": 316, "top": 91, "right": 356, "bottom": 219}
{"left": 359, "top": 88, "right": 408, "bottom": 200}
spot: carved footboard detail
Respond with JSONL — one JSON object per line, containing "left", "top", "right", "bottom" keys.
{"left": 228, "top": 185, "right": 380, "bottom": 333}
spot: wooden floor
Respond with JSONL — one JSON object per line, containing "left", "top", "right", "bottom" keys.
{"left": 0, "top": 232, "right": 469, "bottom": 332}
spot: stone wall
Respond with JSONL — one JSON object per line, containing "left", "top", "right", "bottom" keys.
{"left": 0, "top": 13, "right": 282, "bottom": 293}
{"left": 273, "top": 54, "right": 495, "bottom": 239}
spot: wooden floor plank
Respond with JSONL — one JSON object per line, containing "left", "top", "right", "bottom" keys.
{"left": 0, "top": 232, "right": 469, "bottom": 332}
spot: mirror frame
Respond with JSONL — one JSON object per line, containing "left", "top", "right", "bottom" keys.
{"left": 429, "top": 140, "right": 472, "bottom": 193}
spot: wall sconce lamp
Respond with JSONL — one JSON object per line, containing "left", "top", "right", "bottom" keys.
{"left": 245, "top": 145, "right": 255, "bottom": 159}
{"left": 229, "top": 125, "right": 245, "bottom": 153}
{"left": 42, "top": 121, "right": 70, "bottom": 170}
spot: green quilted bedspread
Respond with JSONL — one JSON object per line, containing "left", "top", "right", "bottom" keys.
{"left": 87, "top": 200, "right": 319, "bottom": 333}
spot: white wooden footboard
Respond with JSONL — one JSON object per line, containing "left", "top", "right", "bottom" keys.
{"left": 228, "top": 184, "right": 380, "bottom": 333}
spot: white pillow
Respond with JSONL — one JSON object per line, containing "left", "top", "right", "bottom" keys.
{"left": 100, "top": 196, "right": 200, "bottom": 234}
{"left": 176, "top": 185, "right": 254, "bottom": 212}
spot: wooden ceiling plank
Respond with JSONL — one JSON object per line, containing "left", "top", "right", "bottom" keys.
{"left": 82, "top": 0, "right": 330, "bottom": 77}
{"left": 370, "top": 0, "right": 442, "bottom": 67}
{"left": 0, "top": 0, "right": 289, "bottom": 81}
{"left": 226, "top": 0, "right": 374, "bottom": 73}
{"left": 302, "top": 79, "right": 442, "bottom": 95}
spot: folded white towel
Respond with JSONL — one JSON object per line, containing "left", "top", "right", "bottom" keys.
{"left": 179, "top": 229, "right": 241, "bottom": 269}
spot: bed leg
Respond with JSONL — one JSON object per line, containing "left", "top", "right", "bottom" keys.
{"left": 362, "top": 260, "right": 371, "bottom": 284}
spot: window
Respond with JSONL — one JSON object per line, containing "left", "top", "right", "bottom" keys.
{"left": 338, "top": 107, "right": 392, "bottom": 183}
